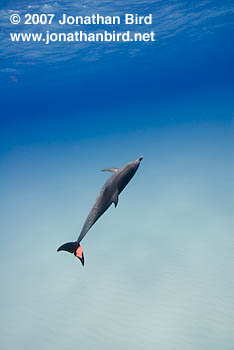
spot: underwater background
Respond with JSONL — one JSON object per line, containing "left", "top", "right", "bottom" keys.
{"left": 0, "top": 1, "right": 234, "bottom": 349}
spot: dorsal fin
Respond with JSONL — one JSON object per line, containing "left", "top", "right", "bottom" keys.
{"left": 102, "top": 168, "right": 118, "bottom": 173}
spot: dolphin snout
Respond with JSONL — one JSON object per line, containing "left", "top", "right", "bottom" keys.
{"left": 138, "top": 156, "right": 143, "bottom": 162}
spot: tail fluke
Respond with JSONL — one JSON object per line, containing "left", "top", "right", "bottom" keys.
{"left": 57, "top": 241, "right": 85, "bottom": 266}
{"left": 57, "top": 241, "right": 78, "bottom": 253}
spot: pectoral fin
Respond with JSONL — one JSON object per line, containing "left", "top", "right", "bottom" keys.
{"left": 112, "top": 191, "right": 119, "bottom": 207}
{"left": 102, "top": 168, "right": 118, "bottom": 173}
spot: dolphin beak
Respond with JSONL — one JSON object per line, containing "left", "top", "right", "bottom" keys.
{"left": 138, "top": 156, "right": 143, "bottom": 162}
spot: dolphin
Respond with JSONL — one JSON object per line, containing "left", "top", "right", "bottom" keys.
{"left": 57, "top": 156, "right": 143, "bottom": 265}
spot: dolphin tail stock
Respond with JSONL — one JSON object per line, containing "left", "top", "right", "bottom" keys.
{"left": 57, "top": 241, "right": 84, "bottom": 266}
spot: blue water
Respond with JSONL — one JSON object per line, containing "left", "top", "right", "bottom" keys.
{"left": 0, "top": 1, "right": 234, "bottom": 349}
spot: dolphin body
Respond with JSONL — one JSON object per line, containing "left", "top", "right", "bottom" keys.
{"left": 57, "top": 156, "right": 143, "bottom": 265}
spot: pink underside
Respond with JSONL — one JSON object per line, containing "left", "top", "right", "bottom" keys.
{"left": 76, "top": 245, "right": 83, "bottom": 259}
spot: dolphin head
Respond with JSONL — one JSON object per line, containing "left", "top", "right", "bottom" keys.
{"left": 137, "top": 156, "right": 143, "bottom": 162}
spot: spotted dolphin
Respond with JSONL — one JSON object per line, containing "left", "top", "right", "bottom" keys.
{"left": 57, "top": 156, "right": 143, "bottom": 265}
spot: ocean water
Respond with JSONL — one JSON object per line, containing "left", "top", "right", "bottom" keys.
{"left": 0, "top": 1, "right": 234, "bottom": 349}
